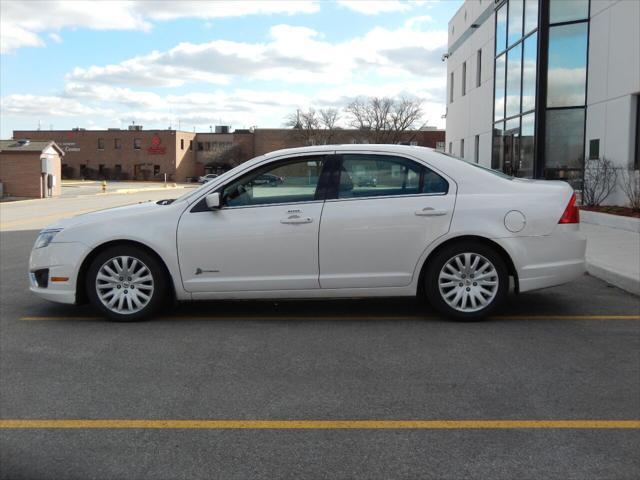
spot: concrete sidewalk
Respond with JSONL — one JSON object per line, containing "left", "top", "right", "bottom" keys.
{"left": 581, "top": 222, "right": 640, "bottom": 296}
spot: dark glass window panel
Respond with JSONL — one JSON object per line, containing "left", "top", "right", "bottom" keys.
{"left": 518, "top": 112, "right": 535, "bottom": 178}
{"left": 550, "top": 0, "right": 589, "bottom": 24}
{"left": 545, "top": 108, "right": 585, "bottom": 172}
{"left": 503, "top": 117, "right": 520, "bottom": 175}
{"left": 492, "top": 122, "right": 505, "bottom": 170}
{"left": 462, "top": 62, "right": 467, "bottom": 96}
{"left": 494, "top": 53, "right": 506, "bottom": 121}
{"left": 506, "top": 43, "right": 522, "bottom": 118}
{"left": 524, "top": 0, "right": 538, "bottom": 34}
{"left": 522, "top": 32, "right": 537, "bottom": 112}
{"left": 496, "top": 4, "right": 507, "bottom": 54}
{"left": 508, "top": 0, "right": 523, "bottom": 46}
{"left": 589, "top": 139, "right": 600, "bottom": 160}
{"left": 546, "top": 23, "right": 588, "bottom": 108}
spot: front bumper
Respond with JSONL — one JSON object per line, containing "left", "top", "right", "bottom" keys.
{"left": 496, "top": 225, "right": 587, "bottom": 293}
{"left": 29, "top": 241, "right": 90, "bottom": 305}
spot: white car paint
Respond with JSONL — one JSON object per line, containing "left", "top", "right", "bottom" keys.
{"left": 29, "top": 145, "right": 586, "bottom": 315}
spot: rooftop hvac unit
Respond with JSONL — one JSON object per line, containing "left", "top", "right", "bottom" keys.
{"left": 215, "top": 125, "right": 230, "bottom": 134}
{"left": 128, "top": 125, "right": 144, "bottom": 131}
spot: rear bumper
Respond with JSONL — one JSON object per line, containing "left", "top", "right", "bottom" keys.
{"left": 496, "top": 225, "right": 587, "bottom": 293}
{"left": 29, "top": 241, "right": 89, "bottom": 305}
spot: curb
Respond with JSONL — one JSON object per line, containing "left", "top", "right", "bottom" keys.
{"left": 580, "top": 210, "right": 640, "bottom": 233}
{"left": 586, "top": 261, "right": 640, "bottom": 296}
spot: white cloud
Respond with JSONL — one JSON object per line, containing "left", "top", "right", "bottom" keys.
{"left": 0, "top": 94, "right": 111, "bottom": 117}
{"left": 0, "top": 0, "right": 320, "bottom": 53}
{"left": 49, "top": 32, "right": 63, "bottom": 44}
{"left": 337, "top": 1, "right": 412, "bottom": 15}
{"left": 65, "top": 21, "right": 447, "bottom": 87}
{"left": 337, "top": 0, "right": 437, "bottom": 15}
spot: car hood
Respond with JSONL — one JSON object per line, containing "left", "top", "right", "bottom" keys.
{"left": 47, "top": 201, "right": 167, "bottom": 230}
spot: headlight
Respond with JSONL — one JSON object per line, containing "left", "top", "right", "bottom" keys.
{"left": 34, "top": 229, "right": 62, "bottom": 249}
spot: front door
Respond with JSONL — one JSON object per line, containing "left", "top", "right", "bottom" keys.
{"left": 319, "top": 153, "right": 456, "bottom": 289}
{"left": 177, "top": 155, "right": 328, "bottom": 293}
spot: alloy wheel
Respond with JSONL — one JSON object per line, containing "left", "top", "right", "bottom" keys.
{"left": 438, "top": 252, "right": 499, "bottom": 313}
{"left": 95, "top": 255, "right": 155, "bottom": 314}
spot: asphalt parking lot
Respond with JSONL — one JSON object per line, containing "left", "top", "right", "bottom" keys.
{"left": 0, "top": 196, "right": 639, "bottom": 479}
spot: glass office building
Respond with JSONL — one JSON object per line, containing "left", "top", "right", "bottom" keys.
{"left": 445, "top": 0, "right": 639, "bottom": 201}
{"left": 493, "top": 0, "right": 589, "bottom": 185}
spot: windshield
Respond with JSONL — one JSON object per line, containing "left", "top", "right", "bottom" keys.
{"left": 440, "top": 152, "right": 514, "bottom": 180}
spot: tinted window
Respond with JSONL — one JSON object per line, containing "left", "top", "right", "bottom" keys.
{"left": 507, "top": 0, "right": 523, "bottom": 47}
{"left": 494, "top": 53, "right": 506, "bottom": 121}
{"left": 222, "top": 156, "right": 324, "bottom": 207}
{"left": 524, "top": 0, "right": 538, "bottom": 34}
{"left": 495, "top": 4, "right": 507, "bottom": 54}
{"left": 550, "top": 0, "right": 589, "bottom": 23}
{"left": 521, "top": 32, "right": 537, "bottom": 112}
{"left": 338, "top": 154, "right": 448, "bottom": 199}
{"left": 547, "top": 23, "right": 588, "bottom": 108}
{"left": 506, "top": 43, "right": 522, "bottom": 118}
{"left": 545, "top": 108, "right": 585, "bottom": 170}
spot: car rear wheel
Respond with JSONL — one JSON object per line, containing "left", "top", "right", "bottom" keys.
{"left": 86, "top": 245, "right": 167, "bottom": 321}
{"left": 425, "top": 242, "right": 508, "bottom": 321}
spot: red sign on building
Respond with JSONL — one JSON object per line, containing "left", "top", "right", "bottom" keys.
{"left": 147, "top": 135, "right": 166, "bottom": 154}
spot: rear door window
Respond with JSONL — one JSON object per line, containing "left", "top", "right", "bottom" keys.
{"left": 337, "top": 154, "right": 448, "bottom": 199}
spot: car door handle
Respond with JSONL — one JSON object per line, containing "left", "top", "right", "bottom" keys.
{"left": 280, "top": 215, "right": 313, "bottom": 224}
{"left": 415, "top": 207, "right": 448, "bottom": 217}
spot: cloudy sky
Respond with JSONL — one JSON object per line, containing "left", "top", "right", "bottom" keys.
{"left": 0, "top": 0, "right": 461, "bottom": 137}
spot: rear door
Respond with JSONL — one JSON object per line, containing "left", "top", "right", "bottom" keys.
{"left": 318, "top": 152, "right": 456, "bottom": 289}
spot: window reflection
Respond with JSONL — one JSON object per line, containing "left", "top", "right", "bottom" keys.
{"left": 503, "top": 118, "right": 520, "bottom": 176}
{"left": 550, "top": 0, "right": 589, "bottom": 24}
{"left": 495, "top": 53, "right": 506, "bottom": 121}
{"left": 545, "top": 108, "right": 585, "bottom": 181}
{"left": 547, "top": 23, "right": 588, "bottom": 108}
{"left": 492, "top": 122, "right": 505, "bottom": 170}
{"left": 506, "top": 44, "right": 522, "bottom": 118}
{"left": 496, "top": 4, "right": 507, "bottom": 54}
{"left": 522, "top": 33, "right": 537, "bottom": 112}
{"left": 518, "top": 112, "right": 535, "bottom": 178}
{"left": 508, "top": 0, "right": 523, "bottom": 46}
{"left": 524, "top": 0, "right": 538, "bottom": 34}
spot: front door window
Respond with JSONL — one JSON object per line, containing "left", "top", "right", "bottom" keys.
{"left": 222, "top": 156, "right": 325, "bottom": 207}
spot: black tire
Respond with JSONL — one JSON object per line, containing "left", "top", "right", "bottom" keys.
{"left": 424, "top": 241, "right": 508, "bottom": 321}
{"left": 86, "top": 245, "right": 168, "bottom": 322}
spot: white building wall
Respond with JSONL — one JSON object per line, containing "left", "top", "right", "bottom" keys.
{"left": 585, "top": 0, "right": 640, "bottom": 205}
{"left": 446, "top": 0, "right": 495, "bottom": 167}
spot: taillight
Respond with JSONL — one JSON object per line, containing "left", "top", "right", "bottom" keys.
{"left": 558, "top": 192, "right": 580, "bottom": 224}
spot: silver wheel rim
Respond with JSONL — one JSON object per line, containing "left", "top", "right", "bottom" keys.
{"left": 95, "top": 255, "right": 154, "bottom": 314}
{"left": 438, "top": 252, "right": 499, "bottom": 313}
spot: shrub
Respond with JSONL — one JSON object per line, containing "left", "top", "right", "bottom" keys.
{"left": 582, "top": 157, "right": 618, "bottom": 207}
{"left": 619, "top": 168, "right": 640, "bottom": 211}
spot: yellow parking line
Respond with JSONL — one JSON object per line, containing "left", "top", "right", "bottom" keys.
{"left": 1, "top": 419, "right": 639, "bottom": 429}
{"left": 19, "top": 314, "right": 640, "bottom": 321}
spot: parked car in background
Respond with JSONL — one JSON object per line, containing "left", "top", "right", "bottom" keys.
{"left": 29, "top": 145, "right": 585, "bottom": 322}
{"left": 198, "top": 173, "right": 219, "bottom": 184}
{"left": 250, "top": 173, "right": 284, "bottom": 186}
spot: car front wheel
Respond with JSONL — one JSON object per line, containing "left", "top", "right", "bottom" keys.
{"left": 425, "top": 242, "right": 508, "bottom": 321}
{"left": 86, "top": 246, "right": 168, "bottom": 321}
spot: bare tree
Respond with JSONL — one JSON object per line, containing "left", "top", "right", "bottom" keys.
{"left": 619, "top": 168, "right": 640, "bottom": 211}
{"left": 344, "top": 96, "right": 424, "bottom": 143}
{"left": 284, "top": 107, "right": 340, "bottom": 145}
{"left": 582, "top": 157, "right": 618, "bottom": 207}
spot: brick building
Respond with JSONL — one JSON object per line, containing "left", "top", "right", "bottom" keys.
{"left": 0, "top": 140, "right": 63, "bottom": 198}
{"left": 13, "top": 127, "right": 445, "bottom": 181}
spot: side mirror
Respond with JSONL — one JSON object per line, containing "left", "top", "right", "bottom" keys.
{"left": 205, "top": 192, "right": 221, "bottom": 210}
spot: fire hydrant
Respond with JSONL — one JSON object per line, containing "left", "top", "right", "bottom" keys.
{"left": 101, "top": 180, "right": 107, "bottom": 192}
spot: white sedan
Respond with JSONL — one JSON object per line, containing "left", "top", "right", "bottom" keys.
{"left": 29, "top": 145, "right": 586, "bottom": 321}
